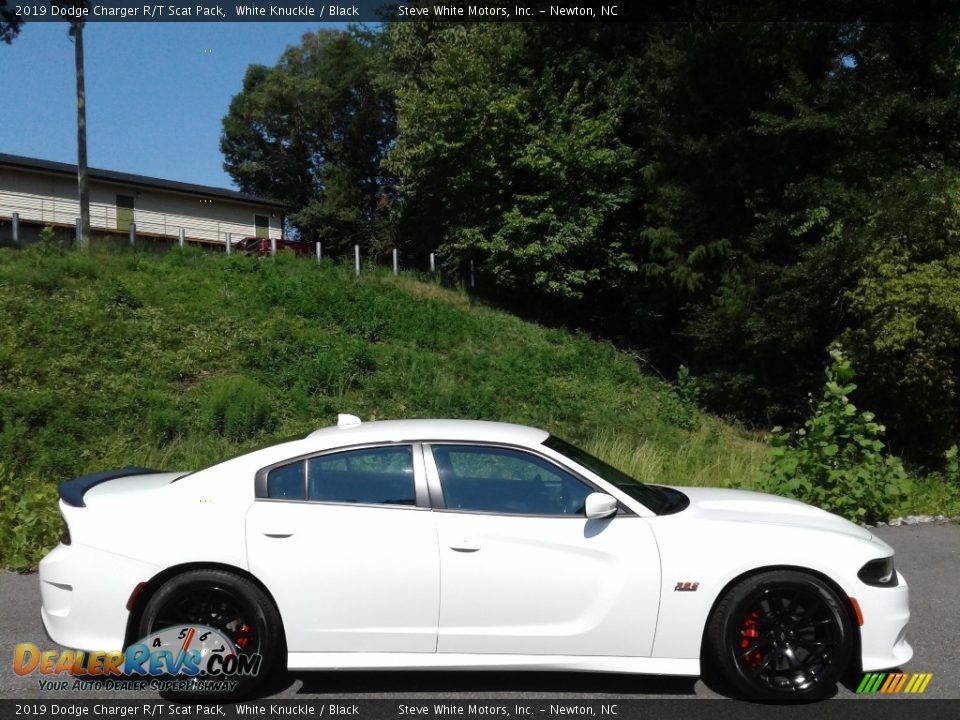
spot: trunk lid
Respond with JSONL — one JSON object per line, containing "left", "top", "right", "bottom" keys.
{"left": 59, "top": 468, "right": 187, "bottom": 508}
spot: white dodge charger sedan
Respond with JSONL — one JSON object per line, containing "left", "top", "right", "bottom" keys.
{"left": 39, "top": 416, "right": 911, "bottom": 699}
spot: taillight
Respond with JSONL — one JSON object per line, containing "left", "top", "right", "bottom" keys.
{"left": 127, "top": 582, "right": 148, "bottom": 611}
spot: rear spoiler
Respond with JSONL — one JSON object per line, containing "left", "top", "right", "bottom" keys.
{"left": 58, "top": 467, "right": 162, "bottom": 508}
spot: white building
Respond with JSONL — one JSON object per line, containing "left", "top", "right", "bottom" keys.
{"left": 0, "top": 153, "right": 285, "bottom": 247}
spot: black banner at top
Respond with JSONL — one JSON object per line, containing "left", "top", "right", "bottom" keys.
{"left": 10, "top": 0, "right": 960, "bottom": 23}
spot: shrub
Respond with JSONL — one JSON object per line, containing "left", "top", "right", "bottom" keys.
{"left": 37, "top": 224, "right": 62, "bottom": 254}
{"left": 147, "top": 398, "right": 185, "bottom": 444}
{"left": 757, "top": 347, "right": 909, "bottom": 524}
{"left": 946, "top": 445, "right": 959, "bottom": 486}
{"left": 202, "top": 376, "right": 274, "bottom": 441}
{"left": 99, "top": 280, "right": 143, "bottom": 310}
{"left": 0, "top": 464, "right": 61, "bottom": 572}
{"left": 658, "top": 365, "right": 702, "bottom": 430}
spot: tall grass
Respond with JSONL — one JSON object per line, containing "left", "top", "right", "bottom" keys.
{"left": 0, "top": 244, "right": 772, "bottom": 569}
{"left": 584, "top": 423, "right": 767, "bottom": 490}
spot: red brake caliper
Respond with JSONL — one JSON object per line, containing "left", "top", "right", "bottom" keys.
{"left": 740, "top": 611, "right": 763, "bottom": 667}
{"left": 235, "top": 623, "right": 252, "bottom": 650}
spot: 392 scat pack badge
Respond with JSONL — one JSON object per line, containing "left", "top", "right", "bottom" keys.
{"left": 14, "top": 624, "right": 261, "bottom": 695}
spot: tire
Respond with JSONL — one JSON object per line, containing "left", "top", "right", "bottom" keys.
{"left": 135, "top": 569, "right": 283, "bottom": 699}
{"left": 706, "top": 570, "right": 854, "bottom": 700}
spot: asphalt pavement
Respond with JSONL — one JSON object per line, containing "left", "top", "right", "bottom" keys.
{"left": 1, "top": 524, "right": 957, "bottom": 701}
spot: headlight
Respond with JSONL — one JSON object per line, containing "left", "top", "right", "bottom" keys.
{"left": 858, "top": 556, "right": 897, "bottom": 587}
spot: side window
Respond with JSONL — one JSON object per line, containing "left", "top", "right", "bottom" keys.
{"left": 267, "top": 461, "right": 305, "bottom": 500}
{"left": 308, "top": 446, "right": 415, "bottom": 506}
{"left": 432, "top": 445, "right": 592, "bottom": 516}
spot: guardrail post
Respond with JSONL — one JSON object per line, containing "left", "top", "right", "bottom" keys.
{"left": 11, "top": 213, "right": 19, "bottom": 246}
{"left": 129, "top": 223, "right": 136, "bottom": 247}
{"left": 393, "top": 248, "right": 399, "bottom": 275}
{"left": 354, "top": 244, "right": 361, "bottom": 277}
{"left": 469, "top": 259, "right": 475, "bottom": 288}
{"left": 316, "top": 242, "right": 322, "bottom": 264}
{"left": 270, "top": 236, "right": 277, "bottom": 257}
{"left": 178, "top": 228, "right": 185, "bottom": 249}
{"left": 429, "top": 252, "right": 435, "bottom": 273}
{"left": 225, "top": 233, "right": 232, "bottom": 255}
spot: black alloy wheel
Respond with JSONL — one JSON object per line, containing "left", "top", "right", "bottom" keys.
{"left": 707, "top": 570, "right": 854, "bottom": 700}
{"left": 136, "top": 569, "right": 283, "bottom": 698}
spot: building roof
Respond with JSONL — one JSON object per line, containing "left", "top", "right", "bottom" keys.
{"left": 0, "top": 153, "right": 287, "bottom": 209}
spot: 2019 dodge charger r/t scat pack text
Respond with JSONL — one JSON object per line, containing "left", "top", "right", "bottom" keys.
{"left": 40, "top": 416, "right": 911, "bottom": 699}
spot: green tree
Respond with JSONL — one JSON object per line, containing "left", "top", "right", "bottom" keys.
{"left": 628, "top": 22, "right": 858, "bottom": 418}
{"left": 221, "top": 27, "right": 395, "bottom": 253}
{"left": 842, "top": 168, "right": 960, "bottom": 466}
{"left": 0, "top": 0, "right": 22, "bottom": 43}
{"left": 386, "top": 23, "right": 643, "bottom": 297}
{"left": 630, "top": 21, "right": 960, "bottom": 450}
{"left": 384, "top": 18, "right": 960, "bottom": 465}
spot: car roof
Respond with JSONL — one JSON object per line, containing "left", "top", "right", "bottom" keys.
{"left": 305, "top": 419, "right": 550, "bottom": 448}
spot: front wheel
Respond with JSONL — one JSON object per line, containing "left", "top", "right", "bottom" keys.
{"left": 135, "top": 569, "right": 283, "bottom": 698}
{"left": 706, "top": 570, "right": 854, "bottom": 700}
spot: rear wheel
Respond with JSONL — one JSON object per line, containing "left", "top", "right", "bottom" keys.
{"left": 706, "top": 570, "right": 854, "bottom": 700}
{"left": 135, "top": 569, "right": 283, "bottom": 698}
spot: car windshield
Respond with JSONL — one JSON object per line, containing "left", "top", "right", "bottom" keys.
{"left": 542, "top": 435, "right": 679, "bottom": 515}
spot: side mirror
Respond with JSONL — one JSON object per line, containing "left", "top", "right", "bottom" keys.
{"left": 584, "top": 492, "right": 618, "bottom": 519}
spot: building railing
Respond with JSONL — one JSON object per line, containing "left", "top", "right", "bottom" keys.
{"left": 0, "top": 192, "right": 277, "bottom": 245}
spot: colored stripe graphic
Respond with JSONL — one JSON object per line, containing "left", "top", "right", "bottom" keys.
{"left": 907, "top": 673, "right": 933, "bottom": 694}
{"left": 857, "top": 672, "right": 932, "bottom": 694}
{"left": 859, "top": 672, "right": 886, "bottom": 694}
{"left": 884, "top": 673, "right": 909, "bottom": 693}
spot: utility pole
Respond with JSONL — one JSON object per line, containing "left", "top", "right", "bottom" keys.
{"left": 68, "top": 10, "right": 90, "bottom": 249}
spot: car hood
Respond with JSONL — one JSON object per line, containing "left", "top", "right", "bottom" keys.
{"left": 673, "top": 486, "right": 874, "bottom": 541}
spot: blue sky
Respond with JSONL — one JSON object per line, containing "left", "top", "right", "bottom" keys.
{"left": 0, "top": 21, "right": 354, "bottom": 189}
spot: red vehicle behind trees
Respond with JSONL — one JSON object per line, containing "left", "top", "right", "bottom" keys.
{"left": 235, "top": 237, "right": 313, "bottom": 257}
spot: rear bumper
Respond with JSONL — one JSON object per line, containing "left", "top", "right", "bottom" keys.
{"left": 39, "top": 543, "right": 161, "bottom": 651}
{"left": 858, "top": 571, "right": 912, "bottom": 671}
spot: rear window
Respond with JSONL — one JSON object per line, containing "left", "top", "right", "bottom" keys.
{"left": 262, "top": 446, "right": 416, "bottom": 506}
{"left": 267, "top": 462, "right": 305, "bottom": 500}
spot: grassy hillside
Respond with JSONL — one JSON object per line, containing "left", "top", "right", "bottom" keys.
{"left": 0, "top": 244, "right": 953, "bottom": 569}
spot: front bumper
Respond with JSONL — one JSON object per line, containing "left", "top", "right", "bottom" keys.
{"left": 39, "top": 543, "right": 161, "bottom": 651}
{"left": 857, "top": 570, "right": 912, "bottom": 671}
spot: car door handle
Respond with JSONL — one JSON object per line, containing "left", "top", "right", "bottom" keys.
{"left": 450, "top": 541, "right": 481, "bottom": 552}
{"left": 263, "top": 532, "right": 294, "bottom": 539}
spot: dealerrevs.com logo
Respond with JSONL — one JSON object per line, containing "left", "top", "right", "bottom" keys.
{"left": 13, "top": 625, "right": 261, "bottom": 693}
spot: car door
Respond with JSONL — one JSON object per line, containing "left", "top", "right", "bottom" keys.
{"left": 245, "top": 443, "right": 440, "bottom": 653}
{"left": 426, "top": 443, "right": 661, "bottom": 657}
